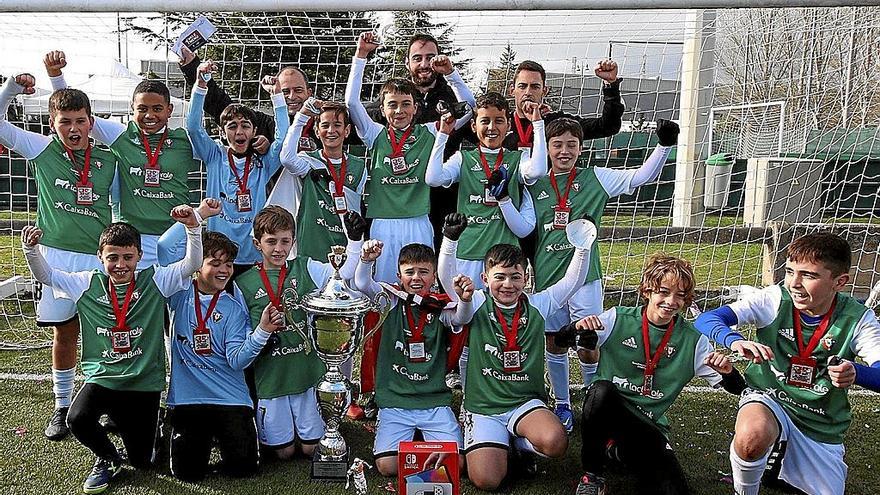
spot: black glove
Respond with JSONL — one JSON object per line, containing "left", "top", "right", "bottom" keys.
{"left": 486, "top": 167, "right": 510, "bottom": 201}
{"left": 552, "top": 322, "right": 598, "bottom": 350}
{"left": 655, "top": 119, "right": 679, "bottom": 147}
{"left": 343, "top": 211, "right": 367, "bottom": 241}
{"left": 442, "top": 213, "right": 468, "bottom": 241}
{"left": 309, "top": 168, "right": 331, "bottom": 183}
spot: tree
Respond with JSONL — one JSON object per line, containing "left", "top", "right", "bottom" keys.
{"left": 121, "top": 12, "right": 379, "bottom": 107}
{"left": 486, "top": 42, "right": 517, "bottom": 94}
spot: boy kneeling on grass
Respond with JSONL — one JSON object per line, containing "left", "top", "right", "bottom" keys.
{"left": 555, "top": 253, "right": 745, "bottom": 495}
{"left": 695, "top": 232, "right": 880, "bottom": 495}
{"left": 437, "top": 213, "right": 595, "bottom": 491}
{"left": 22, "top": 205, "right": 203, "bottom": 494}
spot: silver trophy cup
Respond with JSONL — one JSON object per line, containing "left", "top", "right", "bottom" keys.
{"left": 290, "top": 246, "right": 389, "bottom": 482}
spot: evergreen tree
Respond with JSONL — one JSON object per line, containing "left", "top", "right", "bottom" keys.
{"left": 487, "top": 42, "right": 517, "bottom": 94}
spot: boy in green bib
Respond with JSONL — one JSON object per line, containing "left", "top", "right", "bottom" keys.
{"left": 437, "top": 214, "right": 596, "bottom": 491}
{"left": 557, "top": 254, "right": 745, "bottom": 494}
{"left": 279, "top": 100, "right": 368, "bottom": 261}
{"left": 46, "top": 50, "right": 200, "bottom": 267}
{"left": 1, "top": 72, "right": 118, "bottom": 441}
{"left": 21, "top": 205, "right": 203, "bottom": 494}
{"left": 696, "top": 233, "right": 880, "bottom": 495}
{"left": 233, "top": 206, "right": 364, "bottom": 460}
{"left": 345, "top": 31, "right": 475, "bottom": 283}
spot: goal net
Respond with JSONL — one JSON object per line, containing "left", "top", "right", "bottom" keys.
{"left": 1, "top": 7, "right": 879, "bottom": 350}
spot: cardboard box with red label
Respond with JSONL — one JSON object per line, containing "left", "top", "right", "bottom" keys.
{"left": 398, "top": 440, "right": 460, "bottom": 495}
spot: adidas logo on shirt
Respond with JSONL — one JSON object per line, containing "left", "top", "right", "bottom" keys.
{"left": 536, "top": 191, "right": 549, "bottom": 200}
{"left": 254, "top": 288, "right": 267, "bottom": 299}
{"left": 621, "top": 336, "right": 638, "bottom": 349}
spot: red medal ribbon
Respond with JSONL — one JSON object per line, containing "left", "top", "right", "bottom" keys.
{"left": 257, "top": 261, "right": 288, "bottom": 309}
{"left": 64, "top": 144, "right": 93, "bottom": 186}
{"left": 641, "top": 307, "right": 676, "bottom": 384}
{"left": 388, "top": 126, "right": 414, "bottom": 158}
{"left": 405, "top": 304, "right": 430, "bottom": 344}
{"left": 550, "top": 170, "right": 576, "bottom": 209}
{"left": 321, "top": 150, "right": 347, "bottom": 197}
{"left": 108, "top": 277, "right": 137, "bottom": 331}
{"left": 793, "top": 297, "right": 837, "bottom": 359}
{"left": 140, "top": 129, "right": 168, "bottom": 169}
{"left": 227, "top": 149, "right": 252, "bottom": 194}
{"left": 513, "top": 113, "right": 533, "bottom": 148}
{"left": 494, "top": 297, "right": 524, "bottom": 351}
{"left": 193, "top": 281, "right": 221, "bottom": 335}
{"left": 478, "top": 147, "right": 505, "bottom": 180}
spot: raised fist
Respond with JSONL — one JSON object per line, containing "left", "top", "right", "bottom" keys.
{"left": 442, "top": 213, "right": 468, "bottom": 241}
{"left": 356, "top": 32, "right": 381, "bottom": 58}
{"left": 20, "top": 225, "right": 43, "bottom": 247}
{"left": 343, "top": 211, "right": 367, "bottom": 241}
{"left": 197, "top": 197, "right": 222, "bottom": 219}
{"left": 361, "top": 239, "right": 384, "bottom": 262}
{"left": 260, "top": 75, "right": 280, "bottom": 95}
{"left": 43, "top": 50, "right": 67, "bottom": 77}
{"left": 431, "top": 55, "right": 454, "bottom": 76}
{"left": 13, "top": 74, "right": 36, "bottom": 95}
{"left": 594, "top": 58, "right": 618, "bottom": 83}
{"left": 453, "top": 274, "right": 474, "bottom": 302}
{"left": 438, "top": 112, "right": 455, "bottom": 136}
{"left": 655, "top": 119, "right": 679, "bottom": 147}
{"left": 170, "top": 204, "right": 199, "bottom": 227}
{"left": 196, "top": 60, "right": 217, "bottom": 86}
{"left": 486, "top": 167, "right": 510, "bottom": 201}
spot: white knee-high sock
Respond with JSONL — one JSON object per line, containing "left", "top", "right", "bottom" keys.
{"left": 545, "top": 351, "right": 570, "bottom": 406}
{"left": 730, "top": 442, "right": 768, "bottom": 495}
{"left": 580, "top": 361, "right": 598, "bottom": 387}
{"left": 52, "top": 367, "right": 76, "bottom": 409}
{"left": 459, "top": 346, "right": 469, "bottom": 392}
{"left": 514, "top": 437, "right": 547, "bottom": 458}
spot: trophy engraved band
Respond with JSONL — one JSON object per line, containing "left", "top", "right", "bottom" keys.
{"left": 288, "top": 245, "right": 390, "bottom": 482}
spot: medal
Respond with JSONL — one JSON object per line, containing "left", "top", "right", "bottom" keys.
{"left": 192, "top": 281, "right": 221, "bottom": 356}
{"left": 388, "top": 126, "right": 414, "bottom": 175}
{"left": 640, "top": 308, "right": 676, "bottom": 397}
{"left": 65, "top": 145, "right": 94, "bottom": 206}
{"left": 258, "top": 261, "right": 288, "bottom": 329}
{"left": 107, "top": 277, "right": 136, "bottom": 354}
{"left": 478, "top": 147, "right": 504, "bottom": 207}
{"left": 322, "top": 150, "right": 349, "bottom": 214}
{"left": 140, "top": 129, "right": 168, "bottom": 187}
{"left": 788, "top": 298, "right": 837, "bottom": 388}
{"left": 550, "top": 170, "right": 576, "bottom": 229}
{"left": 494, "top": 297, "right": 525, "bottom": 373}
{"left": 405, "top": 304, "right": 430, "bottom": 363}
{"left": 228, "top": 150, "right": 253, "bottom": 212}
{"left": 513, "top": 113, "right": 534, "bottom": 149}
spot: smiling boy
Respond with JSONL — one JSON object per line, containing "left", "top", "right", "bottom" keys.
{"left": 344, "top": 31, "right": 475, "bottom": 283}
{"left": 695, "top": 232, "right": 880, "bottom": 495}
{"left": 21, "top": 205, "right": 203, "bottom": 494}
{"left": 186, "top": 60, "right": 289, "bottom": 274}
{"left": 0, "top": 73, "right": 118, "bottom": 441}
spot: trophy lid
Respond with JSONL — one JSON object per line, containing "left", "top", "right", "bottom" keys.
{"left": 300, "top": 246, "right": 373, "bottom": 313}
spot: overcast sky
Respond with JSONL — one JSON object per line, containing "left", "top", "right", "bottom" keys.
{"left": 0, "top": 10, "right": 688, "bottom": 88}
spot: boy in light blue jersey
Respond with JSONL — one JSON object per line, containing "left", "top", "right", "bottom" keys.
{"left": 166, "top": 227, "right": 284, "bottom": 481}
{"left": 188, "top": 60, "right": 289, "bottom": 273}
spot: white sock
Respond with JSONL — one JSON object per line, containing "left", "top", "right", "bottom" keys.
{"left": 459, "top": 346, "right": 469, "bottom": 392}
{"left": 580, "top": 361, "right": 598, "bottom": 387}
{"left": 514, "top": 437, "right": 547, "bottom": 458}
{"left": 546, "top": 351, "right": 570, "bottom": 406}
{"left": 52, "top": 367, "right": 75, "bottom": 409}
{"left": 730, "top": 442, "right": 768, "bottom": 495}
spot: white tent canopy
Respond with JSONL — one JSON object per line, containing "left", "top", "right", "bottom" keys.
{"left": 19, "top": 61, "right": 187, "bottom": 127}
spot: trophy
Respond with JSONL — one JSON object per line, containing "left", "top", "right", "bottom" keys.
{"left": 292, "top": 245, "right": 390, "bottom": 482}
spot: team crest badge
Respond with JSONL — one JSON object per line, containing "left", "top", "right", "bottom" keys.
{"left": 165, "top": 138, "right": 174, "bottom": 147}
{"left": 821, "top": 335, "right": 836, "bottom": 350}
{"left": 572, "top": 182, "right": 580, "bottom": 192}
{"left": 665, "top": 345, "right": 676, "bottom": 358}
{"left": 212, "top": 311, "right": 223, "bottom": 322}
{"left": 290, "top": 278, "right": 298, "bottom": 290}
{"left": 347, "top": 174, "right": 355, "bottom": 184}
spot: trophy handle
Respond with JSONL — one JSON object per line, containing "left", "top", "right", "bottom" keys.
{"left": 361, "top": 290, "right": 392, "bottom": 346}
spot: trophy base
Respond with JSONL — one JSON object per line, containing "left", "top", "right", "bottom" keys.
{"left": 311, "top": 453, "right": 349, "bottom": 483}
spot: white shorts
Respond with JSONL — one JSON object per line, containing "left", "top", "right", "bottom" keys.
{"left": 36, "top": 245, "right": 101, "bottom": 326}
{"left": 373, "top": 406, "right": 463, "bottom": 458}
{"left": 137, "top": 234, "right": 159, "bottom": 269}
{"left": 456, "top": 258, "right": 486, "bottom": 290}
{"left": 462, "top": 398, "right": 547, "bottom": 453}
{"left": 544, "top": 279, "right": 604, "bottom": 332}
{"left": 369, "top": 215, "right": 434, "bottom": 284}
{"left": 740, "top": 390, "right": 847, "bottom": 495}
{"left": 255, "top": 388, "right": 324, "bottom": 448}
